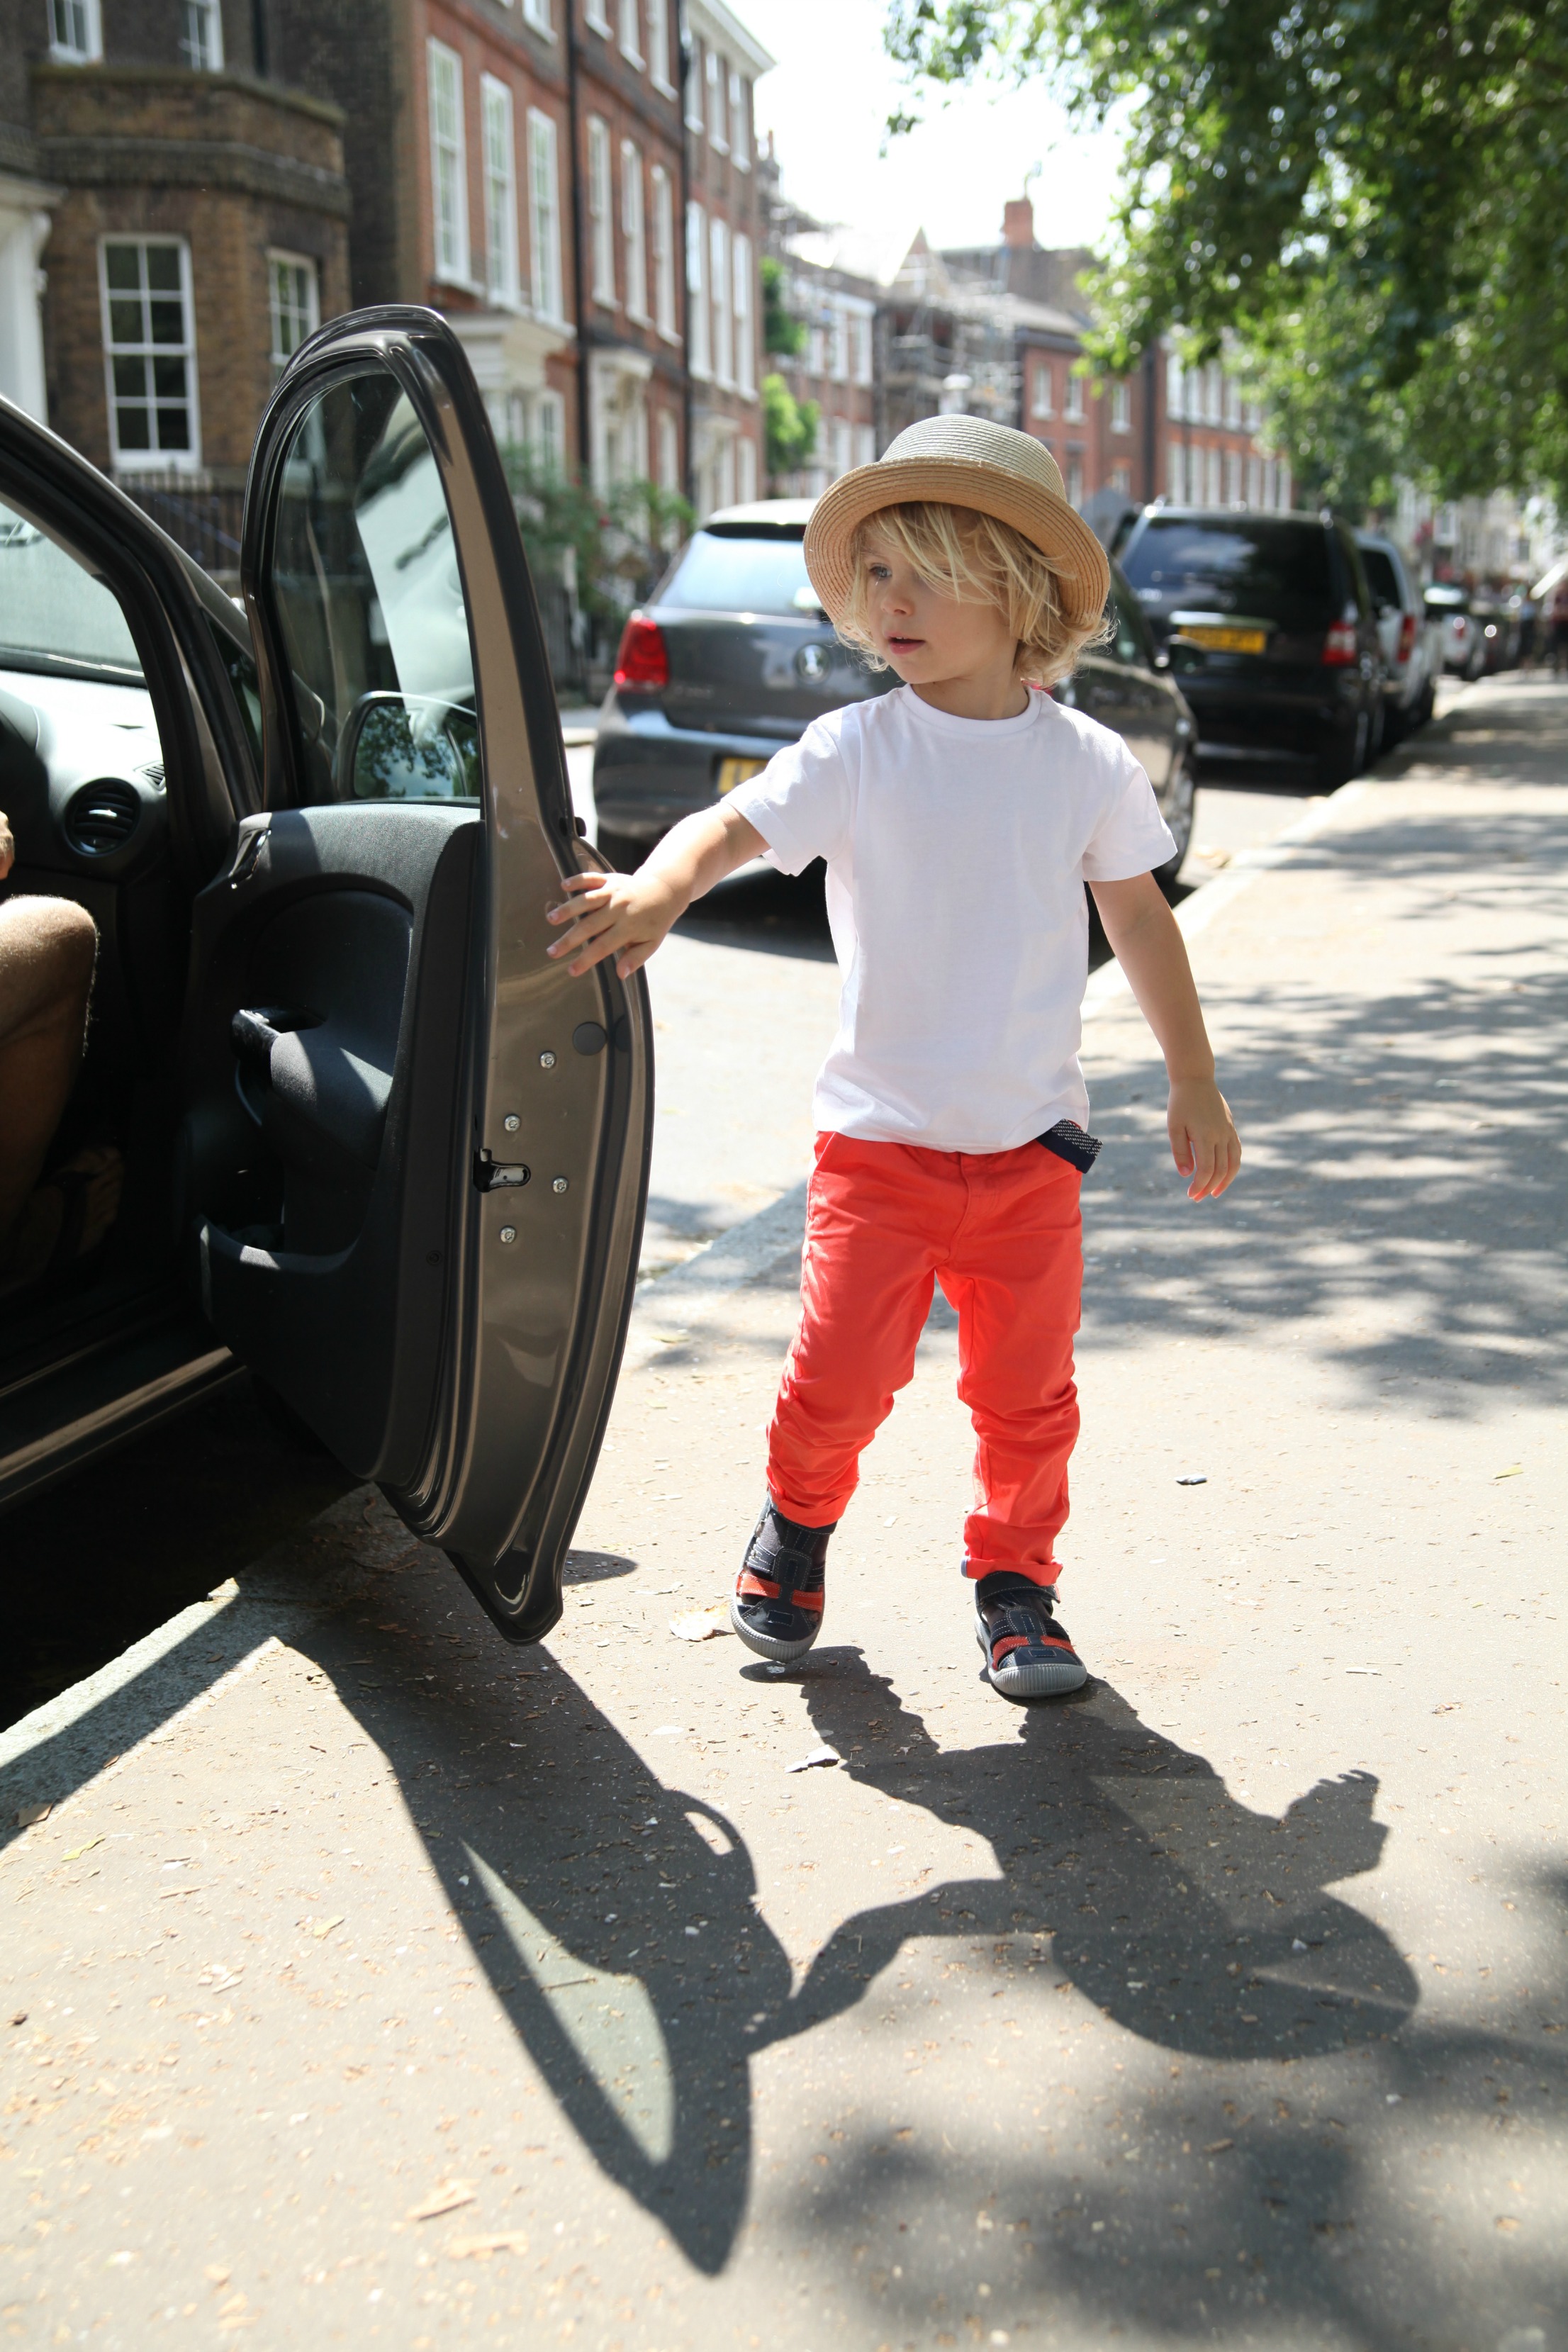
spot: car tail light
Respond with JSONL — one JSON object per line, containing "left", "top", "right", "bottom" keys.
{"left": 1396, "top": 610, "right": 1417, "bottom": 663}
{"left": 614, "top": 613, "right": 668, "bottom": 692}
{"left": 1321, "top": 620, "right": 1359, "bottom": 666}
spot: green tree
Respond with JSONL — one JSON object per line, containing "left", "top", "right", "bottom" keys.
{"left": 763, "top": 372, "right": 819, "bottom": 486}
{"left": 497, "top": 444, "right": 692, "bottom": 631}
{"left": 761, "top": 255, "right": 808, "bottom": 357}
{"left": 886, "top": 0, "right": 1568, "bottom": 503}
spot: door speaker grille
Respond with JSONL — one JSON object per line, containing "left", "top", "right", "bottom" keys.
{"left": 65, "top": 779, "right": 142, "bottom": 855}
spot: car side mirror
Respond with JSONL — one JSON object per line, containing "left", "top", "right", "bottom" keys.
{"left": 335, "top": 691, "right": 478, "bottom": 801}
{"left": 1166, "top": 635, "right": 1204, "bottom": 676}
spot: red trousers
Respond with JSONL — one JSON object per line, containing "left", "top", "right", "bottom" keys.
{"left": 766, "top": 1132, "right": 1082, "bottom": 1584}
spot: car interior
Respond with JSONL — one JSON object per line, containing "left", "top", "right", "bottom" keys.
{"left": 0, "top": 498, "right": 186, "bottom": 1348}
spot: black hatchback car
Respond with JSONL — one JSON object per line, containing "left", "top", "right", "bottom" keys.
{"left": 1114, "top": 508, "right": 1385, "bottom": 788}
{"left": 0, "top": 309, "right": 651, "bottom": 1645}
{"left": 592, "top": 499, "right": 1199, "bottom": 883}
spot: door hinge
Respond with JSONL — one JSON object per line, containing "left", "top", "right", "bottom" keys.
{"left": 475, "top": 1155, "right": 531, "bottom": 1192}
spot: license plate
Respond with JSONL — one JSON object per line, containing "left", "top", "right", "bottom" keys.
{"left": 717, "top": 756, "right": 768, "bottom": 794}
{"left": 1183, "top": 625, "right": 1267, "bottom": 654}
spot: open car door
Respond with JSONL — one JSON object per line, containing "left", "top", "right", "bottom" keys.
{"left": 181, "top": 307, "right": 651, "bottom": 1640}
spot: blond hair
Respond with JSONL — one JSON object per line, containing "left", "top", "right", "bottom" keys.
{"left": 836, "top": 500, "right": 1109, "bottom": 687}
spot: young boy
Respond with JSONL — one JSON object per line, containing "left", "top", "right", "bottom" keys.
{"left": 547, "top": 416, "right": 1241, "bottom": 1703}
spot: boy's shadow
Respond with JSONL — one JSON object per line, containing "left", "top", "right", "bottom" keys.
{"left": 773, "top": 1650, "right": 1418, "bottom": 2056}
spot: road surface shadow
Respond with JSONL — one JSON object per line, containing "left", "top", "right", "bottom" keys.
{"left": 269, "top": 1572, "right": 1438, "bottom": 2283}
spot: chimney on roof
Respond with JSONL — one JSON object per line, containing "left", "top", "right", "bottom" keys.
{"left": 1003, "top": 196, "right": 1036, "bottom": 250}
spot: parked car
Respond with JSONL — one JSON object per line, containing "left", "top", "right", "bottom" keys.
{"left": 1113, "top": 508, "right": 1385, "bottom": 788}
{"left": 0, "top": 310, "right": 651, "bottom": 1645}
{"left": 1471, "top": 590, "right": 1522, "bottom": 674}
{"left": 593, "top": 505, "right": 1199, "bottom": 886}
{"left": 1357, "top": 531, "right": 1440, "bottom": 741}
{"left": 1424, "top": 583, "right": 1486, "bottom": 678}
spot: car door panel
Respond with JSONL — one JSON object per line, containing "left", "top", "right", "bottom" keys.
{"left": 181, "top": 310, "right": 651, "bottom": 1640}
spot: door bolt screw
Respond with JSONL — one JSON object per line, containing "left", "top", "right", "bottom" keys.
{"left": 499, "top": 1225, "right": 517, "bottom": 1244}
{"left": 503, "top": 1112, "right": 521, "bottom": 1131}
{"left": 539, "top": 1051, "right": 556, "bottom": 1070}
{"left": 551, "top": 1176, "right": 569, "bottom": 1195}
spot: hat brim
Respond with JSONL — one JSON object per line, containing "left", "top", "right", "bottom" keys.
{"left": 802, "top": 455, "right": 1111, "bottom": 636}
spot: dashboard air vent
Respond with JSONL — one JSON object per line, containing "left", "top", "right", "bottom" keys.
{"left": 65, "top": 779, "right": 142, "bottom": 856}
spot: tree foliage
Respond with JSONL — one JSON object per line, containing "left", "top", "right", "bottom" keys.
{"left": 761, "top": 255, "right": 809, "bottom": 357}
{"left": 886, "top": 0, "right": 1568, "bottom": 501}
{"left": 763, "top": 372, "right": 820, "bottom": 483}
{"left": 497, "top": 444, "right": 691, "bottom": 625}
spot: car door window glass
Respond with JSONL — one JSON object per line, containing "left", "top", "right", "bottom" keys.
{"left": 267, "top": 375, "right": 478, "bottom": 805}
{"left": 0, "top": 503, "right": 143, "bottom": 684}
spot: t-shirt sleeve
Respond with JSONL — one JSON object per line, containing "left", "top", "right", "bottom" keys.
{"left": 1079, "top": 734, "right": 1180, "bottom": 880}
{"left": 724, "top": 717, "right": 853, "bottom": 877}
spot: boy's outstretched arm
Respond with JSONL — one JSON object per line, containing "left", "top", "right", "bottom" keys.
{"left": 1088, "top": 871, "right": 1242, "bottom": 1200}
{"left": 544, "top": 800, "right": 766, "bottom": 979}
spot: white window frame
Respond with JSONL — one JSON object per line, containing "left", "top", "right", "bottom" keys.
{"left": 179, "top": 0, "right": 223, "bottom": 70}
{"left": 685, "top": 36, "right": 705, "bottom": 130}
{"left": 1065, "top": 453, "right": 1085, "bottom": 509}
{"left": 729, "top": 70, "right": 749, "bottom": 167}
{"left": 535, "top": 388, "right": 566, "bottom": 477}
{"left": 1064, "top": 370, "right": 1085, "bottom": 422}
{"left": 651, "top": 164, "right": 677, "bottom": 340}
{"left": 709, "top": 213, "right": 732, "bottom": 388}
{"left": 587, "top": 115, "right": 615, "bottom": 307}
{"left": 585, "top": 0, "right": 611, "bottom": 33}
{"left": 1167, "top": 440, "right": 1185, "bottom": 503}
{"left": 706, "top": 47, "right": 727, "bottom": 151}
{"left": 855, "top": 424, "right": 876, "bottom": 469}
{"left": 527, "top": 109, "right": 565, "bottom": 325}
{"left": 266, "top": 248, "right": 319, "bottom": 370}
{"left": 1110, "top": 379, "right": 1131, "bottom": 433}
{"left": 737, "top": 435, "right": 758, "bottom": 504}
{"left": 99, "top": 235, "right": 202, "bottom": 474}
{"left": 646, "top": 0, "right": 676, "bottom": 95}
{"left": 733, "top": 233, "right": 754, "bottom": 395}
{"left": 427, "top": 40, "right": 471, "bottom": 288}
{"left": 522, "top": 0, "right": 554, "bottom": 33}
{"left": 1206, "top": 444, "right": 1223, "bottom": 504}
{"left": 481, "top": 76, "right": 520, "bottom": 307}
{"left": 656, "top": 405, "right": 680, "bottom": 493}
{"left": 618, "top": 0, "right": 643, "bottom": 66}
{"left": 687, "top": 201, "right": 710, "bottom": 379}
{"left": 1166, "top": 352, "right": 1185, "bottom": 424}
{"left": 48, "top": 0, "right": 101, "bottom": 62}
{"left": 1031, "top": 358, "right": 1054, "bottom": 419}
{"left": 622, "top": 139, "right": 648, "bottom": 321}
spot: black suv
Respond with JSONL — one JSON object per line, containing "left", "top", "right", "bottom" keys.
{"left": 1114, "top": 508, "right": 1384, "bottom": 788}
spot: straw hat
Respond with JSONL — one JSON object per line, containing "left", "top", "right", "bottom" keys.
{"left": 802, "top": 414, "right": 1110, "bottom": 634}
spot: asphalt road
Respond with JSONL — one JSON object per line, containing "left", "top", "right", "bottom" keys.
{"left": 4, "top": 675, "right": 1562, "bottom": 2351}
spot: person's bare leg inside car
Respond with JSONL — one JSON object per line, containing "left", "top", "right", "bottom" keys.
{"left": 0, "top": 876, "right": 110, "bottom": 1287}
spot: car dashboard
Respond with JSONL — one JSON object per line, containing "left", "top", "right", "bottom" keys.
{"left": 0, "top": 664, "right": 167, "bottom": 883}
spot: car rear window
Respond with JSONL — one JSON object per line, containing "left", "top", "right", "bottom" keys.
{"left": 655, "top": 527, "right": 817, "bottom": 617}
{"left": 1360, "top": 547, "right": 1402, "bottom": 608}
{"left": 1122, "top": 517, "right": 1335, "bottom": 623}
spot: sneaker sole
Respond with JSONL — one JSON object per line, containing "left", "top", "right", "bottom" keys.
{"left": 729, "top": 1593, "right": 822, "bottom": 1664}
{"left": 975, "top": 1615, "right": 1087, "bottom": 1701}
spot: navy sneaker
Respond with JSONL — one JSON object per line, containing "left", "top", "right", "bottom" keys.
{"left": 973, "top": 1570, "right": 1087, "bottom": 1701}
{"left": 729, "top": 1499, "right": 835, "bottom": 1664}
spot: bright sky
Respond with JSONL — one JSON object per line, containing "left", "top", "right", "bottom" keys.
{"left": 734, "top": 0, "right": 1126, "bottom": 284}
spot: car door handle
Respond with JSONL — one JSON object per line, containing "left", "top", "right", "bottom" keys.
{"left": 230, "top": 1004, "right": 323, "bottom": 1081}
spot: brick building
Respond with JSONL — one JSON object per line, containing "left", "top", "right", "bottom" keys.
{"left": 682, "top": 0, "right": 770, "bottom": 517}
{"left": 567, "top": 0, "right": 686, "bottom": 499}
{"left": 937, "top": 196, "right": 1291, "bottom": 526}
{"left": 755, "top": 141, "right": 877, "bottom": 498}
{"left": 1, "top": 0, "right": 349, "bottom": 495}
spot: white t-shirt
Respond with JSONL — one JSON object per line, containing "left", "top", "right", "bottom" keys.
{"left": 727, "top": 683, "right": 1177, "bottom": 1153}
